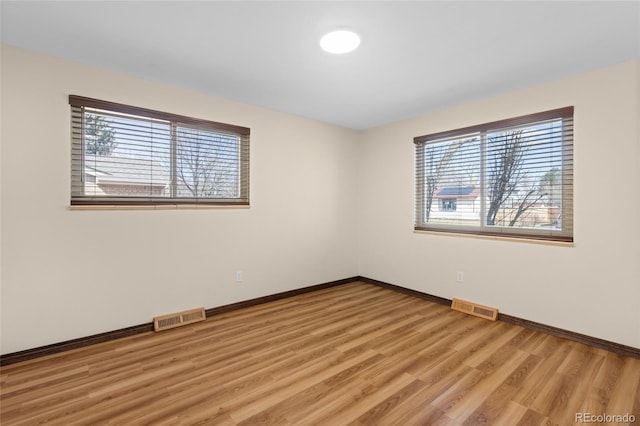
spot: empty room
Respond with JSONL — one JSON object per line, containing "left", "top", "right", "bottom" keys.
{"left": 1, "top": 1, "right": 639, "bottom": 425}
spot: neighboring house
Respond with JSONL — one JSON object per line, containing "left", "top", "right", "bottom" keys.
{"left": 431, "top": 184, "right": 559, "bottom": 228}
{"left": 84, "top": 155, "right": 169, "bottom": 197}
{"left": 431, "top": 185, "right": 480, "bottom": 222}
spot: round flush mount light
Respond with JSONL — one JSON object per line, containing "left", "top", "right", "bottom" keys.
{"left": 320, "top": 30, "right": 361, "bottom": 54}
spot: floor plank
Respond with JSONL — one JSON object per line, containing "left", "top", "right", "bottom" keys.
{"left": 1, "top": 281, "right": 638, "bottom": 425}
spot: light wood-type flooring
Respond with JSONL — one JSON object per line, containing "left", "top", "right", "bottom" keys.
{"left": 1, "top": 282, "right": 639, "bottom": 425}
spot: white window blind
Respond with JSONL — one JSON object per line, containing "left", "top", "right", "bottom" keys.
{"left": 415, "top": 107, "right": 573, "bottom": 242}
{"left": 70, "top": 96, "right": 249, "bottom": 206}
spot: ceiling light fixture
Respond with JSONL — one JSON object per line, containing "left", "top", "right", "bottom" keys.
{"left": 320, "top": 30, "right": 361, "bottom": 54}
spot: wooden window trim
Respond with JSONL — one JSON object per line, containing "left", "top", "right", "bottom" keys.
{"left": 414, "top": 106, "right": 573, "bottom": 144}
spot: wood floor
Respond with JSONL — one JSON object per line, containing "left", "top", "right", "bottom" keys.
{"left": 1, "top": 282, "right": 639, "bottom": 425}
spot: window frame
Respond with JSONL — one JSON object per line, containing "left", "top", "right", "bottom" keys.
{"left": 70, "top": 95, "right": 250, "bottom": 207}
{"left": 414, "top": 107, "right": 573, "bottom": 243}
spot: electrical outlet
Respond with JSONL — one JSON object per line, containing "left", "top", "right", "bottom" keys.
{"left": 235, "top": 271, "right": 243, "bottom": 283}
{"left": 456, "top": 271, "right": 464, "bottom": 283}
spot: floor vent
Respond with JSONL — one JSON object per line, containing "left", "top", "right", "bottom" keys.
{"left": 153, "top": 307, "right": 206, "bottom": 332}
{"left": 451, "top": 298, "right": 498, "bottom": 321}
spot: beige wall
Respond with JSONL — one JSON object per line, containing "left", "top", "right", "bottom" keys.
{"left": 358, "top": 58, "right": 640, "bottom": 349}
{"left": 0, "top": 45, "right": 359, "bottom": 354}
{"left": 2, "top": 44, "right": 639, "bottom": 354}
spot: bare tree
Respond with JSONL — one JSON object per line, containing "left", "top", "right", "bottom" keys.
{"left": 486, "top": 130, "right": 546, "bottom": 226}
{"left": 506, "top": 187, "right": 546, "bottom": 227}
{"left": 424, "top": 137, "right": 476, "bottom": 222}
{"left": 175, "top": 129, "right": 238, "bottom": 198}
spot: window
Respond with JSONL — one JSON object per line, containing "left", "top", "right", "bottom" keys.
{"left": 440, "top": 199, "right": 457, "bottom": 212}
{"left": 415, "top": 107, "right": 573, "bottom": 242}
{"left": 70, "top": 96, "right": 250, "bottom": 206}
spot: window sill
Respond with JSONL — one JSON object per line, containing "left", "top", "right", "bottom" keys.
{"left": 413, "top": 229, "right": 574, "bottom": 247}
{"left": 69, "top": 204, "right": 250, "bottom": 211}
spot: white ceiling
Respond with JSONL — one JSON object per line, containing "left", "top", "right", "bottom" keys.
{"left": 2, "top": 1, "right": 639, "bottom": 130}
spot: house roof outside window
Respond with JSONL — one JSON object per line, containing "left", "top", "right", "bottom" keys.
{"left": 435, "top": 185, "right": 479, "bottom": 199}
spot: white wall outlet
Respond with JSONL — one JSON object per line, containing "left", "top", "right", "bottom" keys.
{"left": 456, "top": 271, "right": 464, "bottom": 283}
{"left": 235, "top": 271, "right": 243, "bottom": 283}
